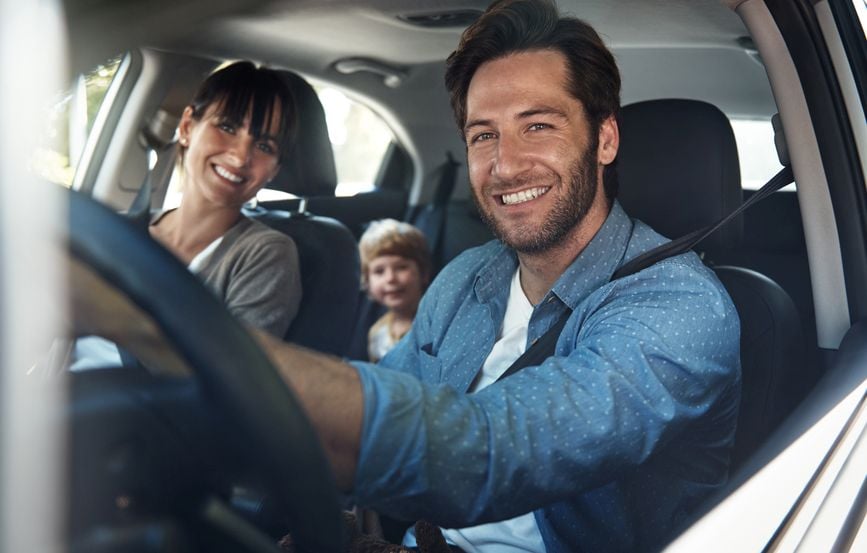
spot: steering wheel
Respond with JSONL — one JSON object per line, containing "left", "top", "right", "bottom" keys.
{"left": 65, "top": 187, "right": 345, "bottom": 552}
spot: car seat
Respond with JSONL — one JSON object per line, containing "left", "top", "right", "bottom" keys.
{"left": 248, "top": 71, "right": 360, "bottom": 357}
{"left": 617, "top": 98, "right": 809, "bottom": 470}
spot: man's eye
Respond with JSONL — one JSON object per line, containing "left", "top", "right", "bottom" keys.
{"left": 470, "top": 132, "right": 496, "bottom": 144}
{"left": 528, "top": 123, "right": 551, "bottom": 131}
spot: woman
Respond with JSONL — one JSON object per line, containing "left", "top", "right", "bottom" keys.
{"left": 72, "top": 61, "right": 301, "bottom": 371}
{"left": 149, "top": 61, "right": 302, "bottom": 337}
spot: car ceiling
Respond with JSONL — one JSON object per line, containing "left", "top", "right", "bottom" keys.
{"left": 66, "top": 0, "right": 775, "bottom": 120}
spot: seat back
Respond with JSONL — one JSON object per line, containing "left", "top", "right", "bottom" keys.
{"left": 247, "top": 70, "right": 360, "bottom": 356}
{"left": 252, "top": 210, "right": 360, "bottom": 357}
{"left": 271, "top": 70, "right": 337, "bottom": 197}
{"left": 618, "top": 98, "right": 743, "bottom": 254}
{"left": 712, "top": 266, "right": 806, "bottom": 468}
{"left": 618, "top": 99, "right": 806, "bottom": 469}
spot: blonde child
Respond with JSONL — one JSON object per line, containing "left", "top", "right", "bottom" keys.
{"left": 359, "top": 219, "right": 432, "bottom": 362}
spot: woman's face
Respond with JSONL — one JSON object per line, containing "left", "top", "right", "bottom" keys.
{"left": 367, "top": 254, "right": 426, "bottom": 316}
{"left": 178, "top": 100, "right": 283, "bottom": 209}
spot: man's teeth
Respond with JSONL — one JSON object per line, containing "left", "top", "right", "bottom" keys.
{"left": 501, "top": 186, "right": 549, "bottom": 205}
{"left": 215, "top": 165, "right": 243, "bottom": 183}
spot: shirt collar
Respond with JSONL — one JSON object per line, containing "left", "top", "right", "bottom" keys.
{"left": 473, "top": 201, "right": 634, "bottom": 310}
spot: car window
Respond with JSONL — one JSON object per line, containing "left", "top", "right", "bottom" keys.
{"left": 854, "top": 0, "right": 867, "bottom": 34}
{"left": 32, "top": 57, "right": 122, "bottom": 188}
{"left": 254, "top": 82, "right": 396, "bottom": 203}
{"left": 730, "top": 118, "right": 789, "bottom": 190}
{"left": 313, "top": 84, "right": 395, "bottom": 197}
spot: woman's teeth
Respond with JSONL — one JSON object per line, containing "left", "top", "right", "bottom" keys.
{"left": 215, "top": 165, "right": 243, "bottom": 183}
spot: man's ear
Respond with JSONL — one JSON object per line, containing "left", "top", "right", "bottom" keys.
{"left": 597, "top": 115, "right": 619, "bottom": 166}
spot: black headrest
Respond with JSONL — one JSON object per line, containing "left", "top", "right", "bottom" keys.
{"left": 617, "top": 99, "right": 743, "bottom": 252}
{"left": 271, "top": 71, "right": 337, "bottom": 197}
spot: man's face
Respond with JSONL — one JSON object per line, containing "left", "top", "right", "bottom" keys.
{"left": 464, "top": 49, "right": 606, "bottom": 254}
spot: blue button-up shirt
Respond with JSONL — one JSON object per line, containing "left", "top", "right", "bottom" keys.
{"left": 350, "top": 202, "right": 740, "bottom": 552}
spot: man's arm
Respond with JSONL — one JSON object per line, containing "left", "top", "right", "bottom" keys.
{"left": 253, "top": 330, "right": 363, "bottom": 491}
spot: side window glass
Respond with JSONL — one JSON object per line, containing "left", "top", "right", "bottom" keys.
{"left": 255, "top": 83, "right": 396, "bottom": 202}
{"left": 730, "top": 119, "right": 790, "bottom": 190}
{"left": 33, "top": 57, "right": 122, "bottom": 187}
{"left": 854, "top": 0, "right": 866, "bottom": 35}
{"left": 314, "top": 84, "right": 395, "bottom": 197}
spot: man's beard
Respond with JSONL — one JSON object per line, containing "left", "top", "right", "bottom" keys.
{"left": 472, "top": 138, "right": 599, "bottom": 254}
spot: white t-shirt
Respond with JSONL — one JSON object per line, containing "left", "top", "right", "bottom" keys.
{"left": 404, "top": 268, "right": 545, "bottom": 552}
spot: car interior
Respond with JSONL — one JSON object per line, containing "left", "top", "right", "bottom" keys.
{"left": 2, "top": 0, "right": 865, "bottom": 552}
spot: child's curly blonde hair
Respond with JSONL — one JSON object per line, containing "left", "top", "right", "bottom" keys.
{"left": 359, "top": 219, "right": 432, "bottom": 290}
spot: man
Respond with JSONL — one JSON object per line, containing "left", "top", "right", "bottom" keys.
{"left": 262, "top": 0, "right": 741, "bottom": 551}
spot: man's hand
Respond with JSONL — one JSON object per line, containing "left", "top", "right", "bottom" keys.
{"left": 252, "top": 329, "right": 364, "bottom": 491}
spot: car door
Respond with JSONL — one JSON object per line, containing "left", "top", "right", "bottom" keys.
{"left": 666, "top": 0, "right": 867, "bottom": 549}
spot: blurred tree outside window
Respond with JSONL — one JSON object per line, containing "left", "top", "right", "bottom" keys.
{"left": 32, "top": 57, "right": 121, "bottom": 187}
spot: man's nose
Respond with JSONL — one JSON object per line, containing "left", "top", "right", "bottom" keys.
{"left": 492, "top": 133, "right": 531, "bottom": 181}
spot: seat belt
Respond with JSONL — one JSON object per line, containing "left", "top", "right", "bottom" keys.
{"left": 495, "top": 164, "right": 795, "bottom": 383}
{"left": 411, "top": 152, "right": 460, "bottom": 265}
{"left": 126, "top": 148, "right": 158, "bottom": 230}
{"left": 127, "top": 109, "right": 181, "bottom": 230}
{"left": 611, "top": 165, "right": 794, "bottom": 280}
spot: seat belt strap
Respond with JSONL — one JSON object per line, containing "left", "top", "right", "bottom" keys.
{"left": 126, "top": 165, "right": 153, "bottom": 230}
{"left": 411, "top": 152, "right": 460, "bottom": 263}
{"left": 495, "top": 309, "right": 571, "bottom": 383}
{"left": 495, "top": 164, "right": 795, "bottom": 383}
{"left": 611, "top": 165, "right": 794, "bottom": 280}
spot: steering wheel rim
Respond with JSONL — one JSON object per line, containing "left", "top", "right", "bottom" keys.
{"left": 66, "top": 187, "right": 345, "bottom": 552}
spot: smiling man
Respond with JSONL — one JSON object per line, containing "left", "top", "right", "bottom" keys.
{"left": 261, "top": 1, "right": 741, "bottom": 551}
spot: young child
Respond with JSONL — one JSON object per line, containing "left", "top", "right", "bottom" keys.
{"left": 359, "top": 219, "right": 432, "bottom": 362}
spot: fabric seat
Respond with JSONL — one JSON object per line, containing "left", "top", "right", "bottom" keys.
{"left": 247, "top": 71, "right": 360, "bottom": 357}
{"left": 250, "top": 209, "right": 360, "bottom": 357}
{"left": 617, "top": 98, "right": 807, "bottom": 470}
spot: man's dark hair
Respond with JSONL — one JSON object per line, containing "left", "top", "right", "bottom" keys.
{"left": 188, "top": 61, "right": 297, "bottom": 162}
{"left": 445, "top": 0, "right": 621, "bottom": 199}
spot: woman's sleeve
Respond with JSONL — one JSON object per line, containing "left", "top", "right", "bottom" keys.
{"left": 223, "top": 233, "right": 302, "bottom": 338}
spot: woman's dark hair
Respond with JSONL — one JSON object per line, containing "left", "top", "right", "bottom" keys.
{"left": 187, "top": 61, "right": 297, "bottom": 161}
{"left": 445, "top": 0, "right": 621, "bottom": 199}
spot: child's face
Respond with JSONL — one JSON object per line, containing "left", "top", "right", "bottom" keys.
{"left": 367, "top": 254, "right": 425, "bottom": 315}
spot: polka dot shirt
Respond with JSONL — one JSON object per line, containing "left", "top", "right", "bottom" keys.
{"left": 351, "top": 201, "right": 741, "bottom": 552}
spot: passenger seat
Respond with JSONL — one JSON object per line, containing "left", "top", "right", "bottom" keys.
{"left": 247, "top": 71, "right": 361, "bottom": 357}
{"left": 617, "top": 98, "right": 810, "bottom": 469}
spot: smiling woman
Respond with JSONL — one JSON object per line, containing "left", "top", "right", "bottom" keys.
{"left": 146, "top": 61, "right": 303, "bottom": 337}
